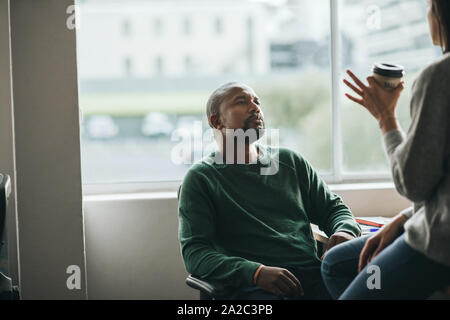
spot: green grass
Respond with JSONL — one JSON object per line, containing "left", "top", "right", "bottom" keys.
{"left": 79, "top": 91, "right": 210, "bottom": 116}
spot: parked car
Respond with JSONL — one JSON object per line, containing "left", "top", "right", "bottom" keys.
{"left": 141, "top": 112, "right": 174, "bottom": 138}
{"left": 86, "top": 115, "right": 119, "bottom": 139}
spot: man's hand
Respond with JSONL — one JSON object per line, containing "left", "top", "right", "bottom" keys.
{"left": 321, "top": 231, "right": 355, "bottom": 260}
{"left": 255, "top": 266, "right": 304, "bottom": 297}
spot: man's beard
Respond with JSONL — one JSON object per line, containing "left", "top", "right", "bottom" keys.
{"left": 237, "top": 115, "right": 266, "bottom": 143}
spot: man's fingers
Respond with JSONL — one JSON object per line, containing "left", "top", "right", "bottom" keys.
{"left": 322, "top": 235, "right": 338, "bottom": 260}
{"left": 345, "top": 93, "right": 365, "bottom": 107}
{"left": 343, "top": 78, "right": 363, "bottom": 96}
{"left": 282, "top": 271, "right": 304, "bottom": 296}
{"left": 332, "top": 238, "right": 344, "bottom": 247}
{"left": 279, "top": 275, "right": 299, "bottom": 296}
{"left": 323, "top": 235, "right": 346, "bottom": 259}
{"left": 271, "top": 285, "right": 283, "bottom": 297}
{"left": 274, "top": 279, "right": 291, "bottom": 296}
{"left": 346, "top": 70, "right": 367, "bottom": 90}
{"left": 326, "top": 235, "right": 337, "bottom": 251}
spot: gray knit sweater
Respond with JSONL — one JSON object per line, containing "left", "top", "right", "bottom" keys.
{"left": 384, "top": 52, "right": 450, "bottom": 267}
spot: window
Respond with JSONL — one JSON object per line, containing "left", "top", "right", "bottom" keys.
{"left": 183, "top": 17, "right": 192, "bottom": 35}
{"left": 76, "top": 0, "right": 440, "bottom": 186}
{"left": 154, "top": 18, "right": 163, "bottom": 36}
{"left": 184, "top": 55, "right": 193, "bottom": 74}
{"left": 124, "top": 56, "right": 132, "bottom": 77}
{"left": 122, "top": 19, "right": 131, "bottom": 37}
{"left": 155, "top": 56, "right": 164, "bottom": 76}
{"left": 215, "top": 17, "right": 223, "bottom": 35}
{"left": 339, "top": 0, "right": 439, "bottom": 177}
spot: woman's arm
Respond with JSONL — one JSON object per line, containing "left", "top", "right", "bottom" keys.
{"left": 344, "top": 66, "right": 450, "bottom": 203}
{"left": 383, "top": 66, "right": 449, "bottom": 202}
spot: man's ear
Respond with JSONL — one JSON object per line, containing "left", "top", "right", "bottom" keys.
{"left": 210, "top": 115, "right": 224, "bottom": 130}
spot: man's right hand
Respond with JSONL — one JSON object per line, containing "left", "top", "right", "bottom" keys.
{"left": 255, "top": 266, "right": 304, "bottom": 297}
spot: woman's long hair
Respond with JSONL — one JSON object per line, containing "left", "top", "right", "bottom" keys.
{"left": 432, "top": 0, "right": 450, "bottom": 53}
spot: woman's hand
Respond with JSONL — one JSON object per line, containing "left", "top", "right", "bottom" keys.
{"left": 343, "top": 69, "right": 405, "bottom": 131}
{"left": 358, "top": 213, "right": 409, "bottom": 272}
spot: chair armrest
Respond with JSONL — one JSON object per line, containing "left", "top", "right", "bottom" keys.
{"left": 186, "top": 275, "right": 230, "bottom": 298}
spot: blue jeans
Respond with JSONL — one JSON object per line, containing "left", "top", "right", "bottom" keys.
{"left": 231, "top": 265, "right": 331, "bottom": 300}
{"left": 321, "top": 234, "right": 450, "bottom": 300}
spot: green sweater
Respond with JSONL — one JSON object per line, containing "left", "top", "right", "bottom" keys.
{"left": 178, "top": 145, "right": 361, "bottom": 288}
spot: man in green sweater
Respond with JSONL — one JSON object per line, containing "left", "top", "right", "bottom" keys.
{"left": 178, "top": 82, "right": 361, "bottom": 299}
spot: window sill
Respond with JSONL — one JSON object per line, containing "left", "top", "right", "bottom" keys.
{"left": 83, "top": 181, "right": 397, "bottom": 201}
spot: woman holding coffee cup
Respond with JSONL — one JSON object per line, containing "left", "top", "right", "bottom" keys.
{"left": 321, "top": 0, "right": 450, "bottom": 299}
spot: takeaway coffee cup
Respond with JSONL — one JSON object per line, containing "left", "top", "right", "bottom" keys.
{"left": 372, "top": 63, "right": 405, "bottom": 89}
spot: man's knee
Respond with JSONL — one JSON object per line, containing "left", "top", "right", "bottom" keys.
{"left": 321, "top": 237, "right": 365, "bottom": 277}
{"left": 321, "top": 247, "right": 343, "bottom": 278}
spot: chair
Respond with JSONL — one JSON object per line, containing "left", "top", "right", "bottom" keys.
{"left": 0, "top": 174, "right": 20, "bottom": 300}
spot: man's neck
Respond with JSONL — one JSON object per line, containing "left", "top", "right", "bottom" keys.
{"left": 219, "top": 142, "right": 260, "bottom": 164}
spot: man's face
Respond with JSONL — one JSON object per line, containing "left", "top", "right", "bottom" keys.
{"left": 217, "top": 85, "right": 265, "bottom": 132}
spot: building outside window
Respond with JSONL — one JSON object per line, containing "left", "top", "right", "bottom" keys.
{"left": 124, "top": 56, "right": 132, "bottom": 77}
{"left": 183, "top": 17, "right": 191, "bottom": 35}
{"left": 154, "top": 18, "right": 163, "bottom": 36}
{"left": 155, "top": 56, "right": 164, "bottom": 76}
{"left": 122, "top": 19, "right": 131, "bottom": 37}
{"left": 215, "top": 17, "right": 223, "bottom": 35}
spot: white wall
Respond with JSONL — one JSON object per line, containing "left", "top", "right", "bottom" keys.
{"left": 84, "top": 193, "right": 197, "bottom": 300}
{"left": 9, "top": 0, "right": 87, "bottom": 299}
{"left": 83, "top": 185, "right": 411, "bottom": 300}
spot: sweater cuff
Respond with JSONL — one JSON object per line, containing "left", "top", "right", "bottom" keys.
{"left": 383, "top": 129, "right": 405, "bottom": 156}
{"left": 399, "top": 206, "right": 414, "bottom": 219}
{"left": 242, "top": 261, "right": 264, "bottom": 287}
{"left": 335, "top": 226, "right": 361, "bottom": 238}
{"left": 334, "top": 220, "right": 362, "bottom": 238}
{"left": 253, "top": 264, "right": 264, "bottom": 285}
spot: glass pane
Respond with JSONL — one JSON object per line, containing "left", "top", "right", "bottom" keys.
{"left": 77, "top": 0, "right": 332, "bottom": 184}
{"left": 339, "top": 0, "right": 441, "bottom": 174}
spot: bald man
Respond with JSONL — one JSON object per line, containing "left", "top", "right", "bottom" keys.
{"left": 178, "top": 82, "right": 361, "bottom": 300}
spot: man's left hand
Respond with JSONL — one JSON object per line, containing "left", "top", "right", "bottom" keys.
{"left": 321, "top": 231, "right": 355, "bottom": 260}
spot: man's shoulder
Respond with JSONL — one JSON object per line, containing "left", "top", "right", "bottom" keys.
{"left": 182, "top": 154, "right": 217, "bottom": 185}
{"left": 266, "top": 146, "right": 320, "bottom": 182}
{"left": 266, "top": 145, "right": 306, "bottom": 165}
